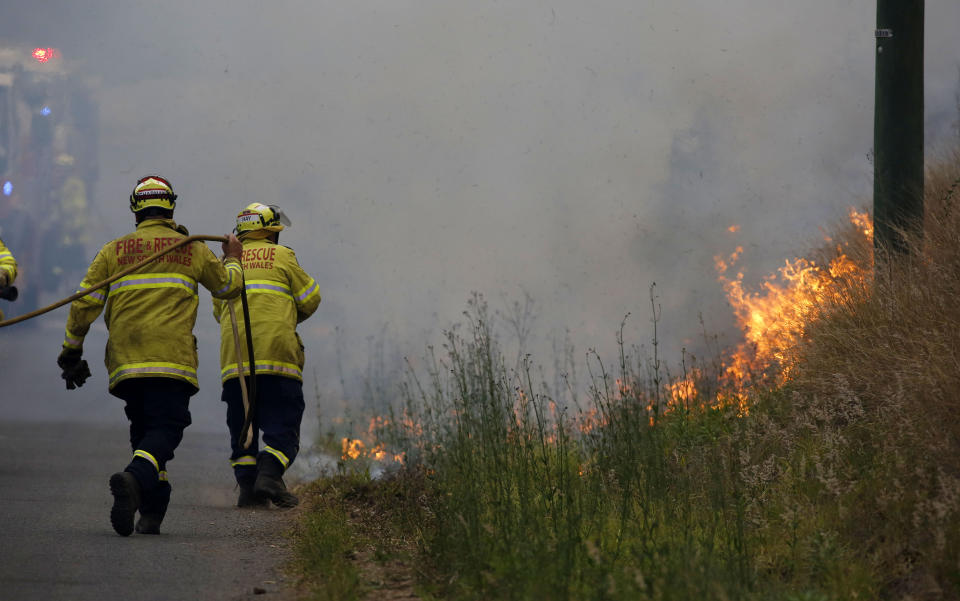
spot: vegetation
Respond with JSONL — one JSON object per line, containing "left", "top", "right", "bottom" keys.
{"left": 293, "top": 477, "right": 363, "bottom": 601}
{"left": 293, "top": 472, "right": 426, "bottom": 600}
{"left": 296, "top": 152, "right": 960, "bottom": 600}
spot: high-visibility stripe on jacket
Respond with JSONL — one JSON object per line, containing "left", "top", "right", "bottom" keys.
{"left": 0, "top": 238, "right": 16, "bottom": 284}
{"left": 63, "top": 219, "right": 244, "bottom": 391}
{"left": 213, "top": 238, "right": 320, "bottom": 383}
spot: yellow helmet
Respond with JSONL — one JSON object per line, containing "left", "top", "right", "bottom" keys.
{"left": 235, "top": 203, "right": 291, "bottom": 235}
{"left": 129, "top": 175, "right": 177, "bottom": 213}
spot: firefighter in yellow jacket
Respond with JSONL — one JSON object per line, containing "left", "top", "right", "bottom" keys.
{"left": 57, "top": 175, "right": 244, "bottom": 536}
{"left": 0, "top": 237, "right": 17, "bottom": 321}
{"left": 213, "top": 203, "right": 320, "bottom": 508}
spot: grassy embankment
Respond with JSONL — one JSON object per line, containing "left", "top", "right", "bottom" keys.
{"left": 295, "top": 153, "right": 960, "bottom": 601}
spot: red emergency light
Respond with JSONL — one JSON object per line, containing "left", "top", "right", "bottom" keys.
{"left": 32, "top": 48, "right": 58, "bottom": 63}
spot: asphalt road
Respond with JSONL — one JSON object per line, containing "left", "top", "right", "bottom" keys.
{"left": 0, "top": 420, "right": 301, "bottom": 601}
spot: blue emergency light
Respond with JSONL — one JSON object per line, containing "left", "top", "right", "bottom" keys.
{"left": 41, "top": 106, "right": 51, "bottom": 116}
{"left": 2, "top": 181, "right": 12, "bottom": 196}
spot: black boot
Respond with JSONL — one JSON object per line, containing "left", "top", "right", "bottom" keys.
{"left": 109, "top": 472, "right": 141, "bottom": 536}
{"left": 136, "top": 480, "right": 170, "bottom": 534}
{"left": 254, "top": 454, "right": 298, "bottom": 508}
{"left": 237, "top": 484, "right": 268, "bottom": 508}
{"left": 135, "top": 513, "right": 163, "bottom": 534}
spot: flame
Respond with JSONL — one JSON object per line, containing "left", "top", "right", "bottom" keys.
{"left": 849, "top": 208, "right": 873, "bottom": 239}
{"left": 575, "top": 406, "right": 608, "bottom": 434}
{"left": 339, "top": 416, "right": 411, "bottom": 463}
{"left": 341, "top": 437, "right": 365, "bottom": 460}
{"left": 714, "top": 208, "right": 872, "bottom": 399}
{"left": 32, "top": 48, "right": 57, "bottom": 63}
{"left": 344, "top": 209, "right": 873, "bottom": 459}
{"left": 660, "top": 208, "right": 872, "bottom": 418}
{"left": 667, "top": 375, "right": 697, "bottom": 409}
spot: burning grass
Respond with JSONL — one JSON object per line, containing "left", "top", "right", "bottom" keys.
{"left": 303, "top": 153, "right": 960, "bottom": 600}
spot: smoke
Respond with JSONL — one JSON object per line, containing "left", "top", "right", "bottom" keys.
{"left": 2, "top": 1, "right": 960, "bottom": 429}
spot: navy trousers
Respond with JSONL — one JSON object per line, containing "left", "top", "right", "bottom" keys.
{"left": 222, "top": 374, "right": 304, "bottom": 487}
{"left": 112, "top": 377, "right": 194, "bottom": 516}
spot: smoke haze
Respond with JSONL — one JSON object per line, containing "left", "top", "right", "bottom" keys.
{"left": 2, "top": 1, "right": 960, "bottom": 432}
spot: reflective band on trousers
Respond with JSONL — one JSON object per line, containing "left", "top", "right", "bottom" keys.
{"left": 264, "top": 446, "right": 290, "bottom": 468}
{"left": 110, "top": 362, "right": 199, "bottom": 387}
{"left": 109, "top": 273, "right": 198, "bottom": 296}
{"left": 134, "top": 449, "right": 160, "bottom": 472}
{"left": 159, "top": 470, "right": 169, "bottom": 482}
{"left": 231, "top": 455, "right": 257, "bottom": 467}
{"left": 221, "top": 360, "right": 302, "bottom": 382}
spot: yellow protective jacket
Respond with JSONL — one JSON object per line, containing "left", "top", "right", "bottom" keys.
{"left": 63, "top": 219, "right": 244, "bottom": 392}
{"left": 213, "top": 237, "right": 320, "bottom": 383}
{"left": 0, "top": 237, "right": 16, "bottom": 285}
{"left": 0, "top": 237, "right": 16, "bottom": 321}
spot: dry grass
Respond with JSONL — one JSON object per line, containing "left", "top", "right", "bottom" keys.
{"left": 771, "top": 151, "right": 960, "bottom": 598}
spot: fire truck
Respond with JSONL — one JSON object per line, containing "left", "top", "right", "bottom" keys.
{"left": 0, "top": 46, "right": 98, "bottom": 315}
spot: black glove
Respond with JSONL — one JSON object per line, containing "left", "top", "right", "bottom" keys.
{"left": 57, "top": 348, "right": 91, "bottom": 390}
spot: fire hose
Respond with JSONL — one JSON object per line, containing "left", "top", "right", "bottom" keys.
{"left": 0, "top": 234, "right": 259, "bottom": 449}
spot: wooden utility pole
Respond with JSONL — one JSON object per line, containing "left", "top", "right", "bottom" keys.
{"left": 873, "top": 0, "right": 924, "bottom": 257}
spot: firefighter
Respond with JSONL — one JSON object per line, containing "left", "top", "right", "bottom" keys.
{"left": 213, "top": 203, "right": 320, "bottom": 508}
{"left": 56, "top": 175, "right": 244, "bottom": 536}
{"left": 0, "top": 236, "right": 17, "bottom": 321}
